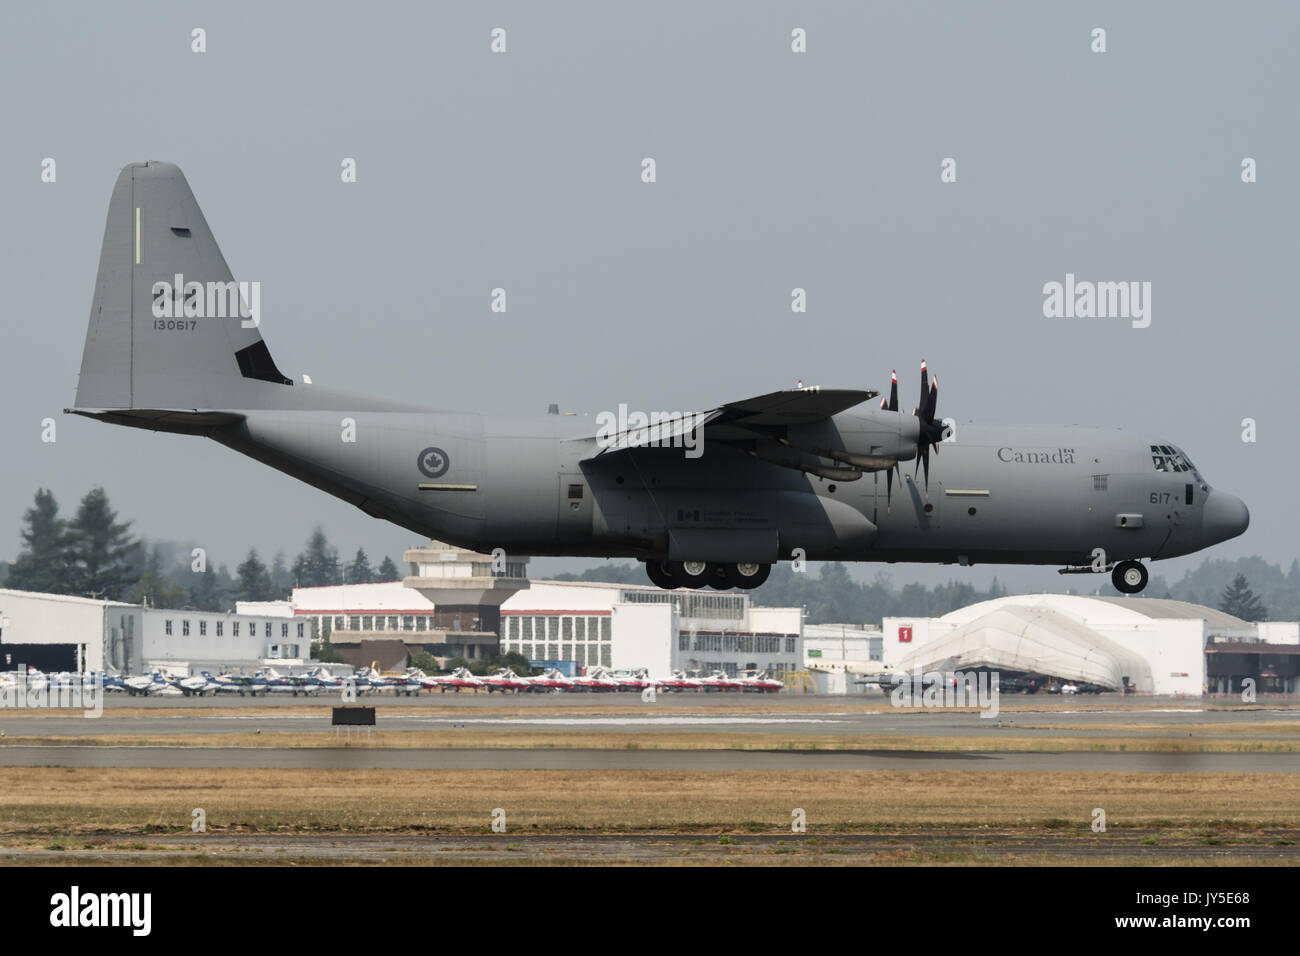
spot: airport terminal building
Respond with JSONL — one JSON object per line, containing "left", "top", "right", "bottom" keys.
{"left": 276, "top": 577, "right": 804, "bottom": 679}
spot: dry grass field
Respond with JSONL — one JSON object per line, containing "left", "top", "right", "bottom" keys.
{"left": 0, "top": 767, "right": 1296, "bottom": 865}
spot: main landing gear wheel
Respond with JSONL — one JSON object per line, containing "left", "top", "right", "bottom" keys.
{"left": 668, "top": 560, "right": 714, "bottom": 589}
{"left": 645, "top": 560, "right": 677, "bottom": 590}
{"left": 724, "top": 562, "right": 771, "bottom": 590}
{"left": 1112, "top": 560, "right": 1149, "bottom": 594}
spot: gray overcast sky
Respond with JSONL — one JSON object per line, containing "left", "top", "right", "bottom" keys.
{"left": 2, "top": 1, "right": 1295, "bottom": 589}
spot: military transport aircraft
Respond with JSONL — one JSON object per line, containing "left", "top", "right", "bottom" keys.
{"left": 68, "top": 163, "right": 1249, "bottom": 595}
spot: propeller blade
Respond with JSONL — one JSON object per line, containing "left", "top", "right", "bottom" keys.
{"left": 888, "top": 370, "right": 898, "bottom": 412}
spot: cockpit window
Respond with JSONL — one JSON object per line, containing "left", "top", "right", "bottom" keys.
{"left": 1151, "top": 444, "right": 1195, "bottom": 473}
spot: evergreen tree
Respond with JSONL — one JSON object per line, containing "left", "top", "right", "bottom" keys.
{"left": 1219, "top": 573, "right": 1267, "bottom": 621}
{"left": 269, "top": 551, "right": 294, "bottom": 599}
{"left": 291, "top": 528, "right": 340, "bottom": 587}
{"left": 376, "top": 556, "right": 400, "bottom": 581}
{"left": 346, "top": 548, "right": 374, "bottom": 584}
{"left": 64, "top": 487, "right": 140, "bottom": 600}
{"left": 6, "top": 489, "right": 70, "bottom": 593}
{"left": 187, "top": 564, "right": 228, "bottom": 612}
{"left": 128, "top": 543, "right": 187, "bottom": 608}
{"left": 235, "top": 549, "right": 274, "bottom": 602}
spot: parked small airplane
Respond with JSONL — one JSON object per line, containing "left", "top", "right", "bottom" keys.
{"left": 570, "top": 668, "right": 622, "bottom": 693}
{"left": 479, "top": 669, "right": 532, "bottom": 694}
{"left": 658, "top": 672, "right": 706, "bottom": 693}
{"left": 525, "top": 668, "right": 575, "bottom": 692}
{"left": 431, "top": 667, "right": 485, "bottom": 693}
{"left": 737, "top": 671, "right": 785, "bottom": 693}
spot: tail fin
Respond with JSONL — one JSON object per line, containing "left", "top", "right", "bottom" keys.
{"left": 72, "top": 161, "right": 291, "bottom": 416}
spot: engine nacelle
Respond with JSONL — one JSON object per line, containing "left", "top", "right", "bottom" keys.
{"left": 783, "top": 408, "right": 920, "bottom": 471}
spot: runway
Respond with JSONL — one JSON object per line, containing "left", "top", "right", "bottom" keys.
{"left": 0, "top": 745, "right": 1296, "bottom": 772}
{"left": 2, "top": 702, "right": 1297, "bottom": 739}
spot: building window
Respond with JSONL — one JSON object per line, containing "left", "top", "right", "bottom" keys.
{"left": 297, "top": 622, "right": 304, "bottom": 638}
{"left": 165, "top": 620, "right": 173, "bottom": 636}
{"left": 388, "top": 616, "right": 398, "bottom": 630}
{"left": 233, "top": 622, "right": 240, "bottom": 637}
{"left": 508, "top": 617, "right": 520, "bottom": 640}
{"left": 521, "top": 617, "right": 532, "bottom": 641}
{"left": 403, "top": 616, "right": 414, "bottom": 631}
{"left": 216, "top": 622, "right": 223, "bottom": 637}
{"left": 415, "top": 617, "right": 427, "bottom": 632}
{"left": 182, "top": 620, "right": 190, "bottom": 637}
{"left": 600, "top": 618, "right": 611, "bottom": 641}
{"left": 786, "top": 637, "right": 796, "bottom": 653}
{"left": 349, "top": 615, "right": 360, "bottom": 631}
{"left": 265, "top": 622, "right": 272, "bottom": 638}
{"left": 199, "top": 621, "right": 207, "bottom": 636}
{"left": 547, "top": 617, "right": 559, "bottom": 641}
{"left": 334, "top": 616, "right": 344, "bottom": 630}
{"left": 362, "top": 616, "right": 373, "bottom": 630}
{"left": 588, "top": 645, "right": 599, "bottom": 665}
{"left": 374, "top": 616, "right": 384, "bottom": 631}
{"left": 600, "top": 645, "right": 611, "bottom": 667}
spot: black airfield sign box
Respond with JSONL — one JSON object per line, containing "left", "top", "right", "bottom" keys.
{"left": 332, "top": 706, "right": 376, "bottom": 726}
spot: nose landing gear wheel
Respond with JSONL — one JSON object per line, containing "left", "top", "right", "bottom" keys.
{"left": 1112, "top": 560, "right": 1148, "bottom": 594}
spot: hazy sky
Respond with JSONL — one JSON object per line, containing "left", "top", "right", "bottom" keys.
{"left": 2, "top": 2, "right": 1295, "bottom": 590}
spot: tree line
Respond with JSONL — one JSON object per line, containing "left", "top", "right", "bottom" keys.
{"left": 1, "top": 487, "right": 401, "bottom": 611}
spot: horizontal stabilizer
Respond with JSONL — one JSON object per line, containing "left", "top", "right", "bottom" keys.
{"left": 64, "top": 407, "right": 246, "bottom": 435}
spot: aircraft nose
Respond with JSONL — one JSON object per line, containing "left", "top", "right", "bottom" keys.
{"left": 1203, "top": 491, "right": 1249, "bottom": 543}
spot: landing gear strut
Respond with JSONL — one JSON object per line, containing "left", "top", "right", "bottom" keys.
{"left": 1112, "top": 560, "right": 1149, "bottom": 594}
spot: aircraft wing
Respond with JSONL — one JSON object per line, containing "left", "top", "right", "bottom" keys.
{"left": 710, "top": 386, "right": 879, "bottom": 429}
{"left": 578, "top": 386, "right": 878, "bottom": 458}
